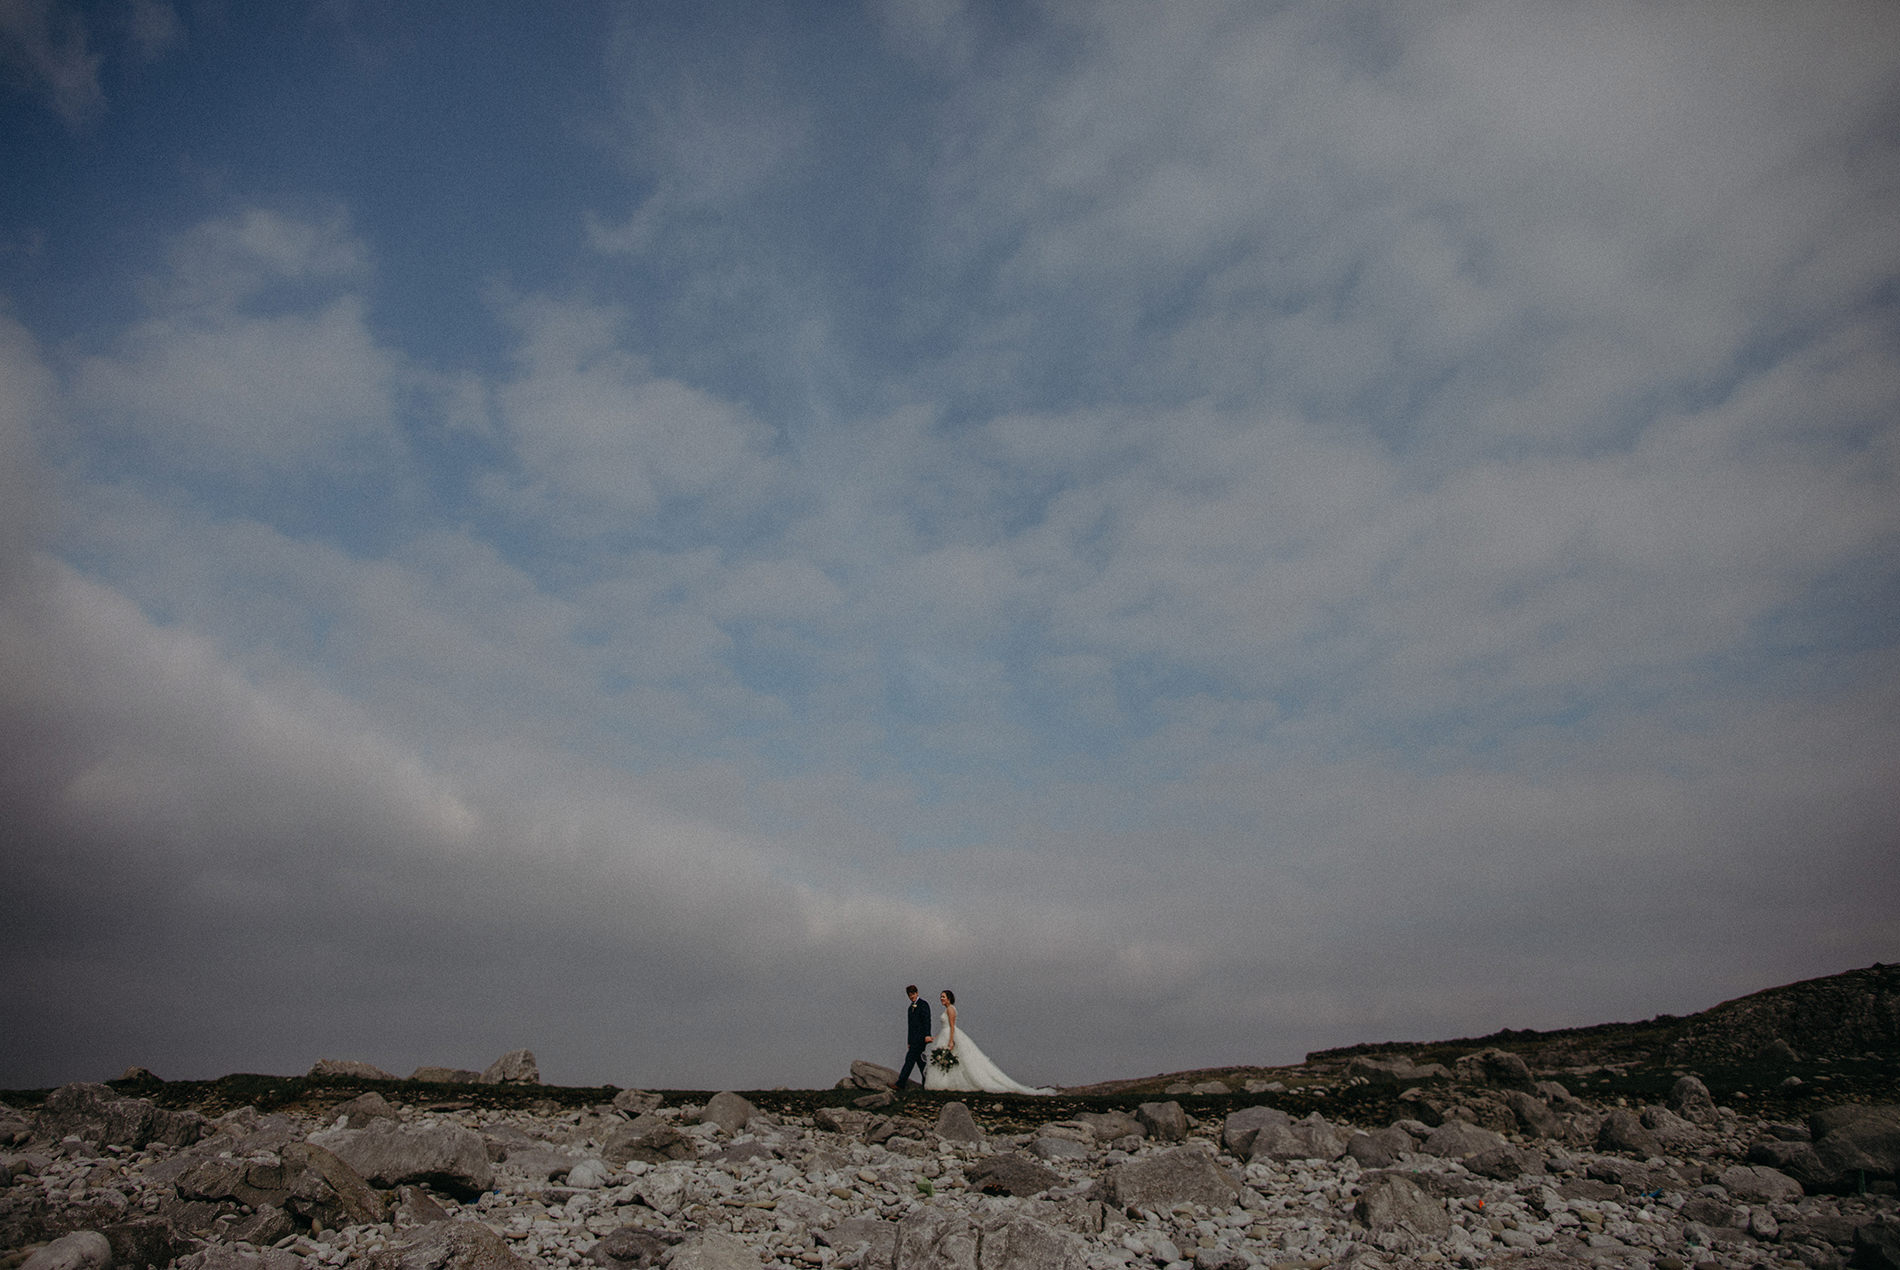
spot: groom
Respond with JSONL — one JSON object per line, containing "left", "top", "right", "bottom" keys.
{"left": 895, "top": 984, "right": 933, "bottom": 1092}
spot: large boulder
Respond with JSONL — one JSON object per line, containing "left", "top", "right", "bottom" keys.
{"left": 1813, "top": 1104, "right": 1900, "bottom": 1187}
{"left": 1249, "top": 1112, "right": 1347, "bottom": 1162}
{"left": 1502, "top": 1090, "right": 1564, "bottom": 1138}
{"left": 19, "top": 1231, "right": 112, "bottom": 1270}
{"left": 1668, "top": 1074, "right": 1719, "bottom": 1123}
{"left": 307, "top": 1119, "right": 494, "bottom": 1199}
{"left": 1353, "top": 1173, "right": 1450, "bottom": 1244}
{"left": 1420, "top": 1120, "right": 1508, "bottom": 1160}
{"left": 1136, "top": 1101, "right": 1187, "bottom": 1142}
{"left": 967, "top": 1152, "right": 1060, "bottom": 1198}
{"left": 1074, "top": 1110, "right": 1143, "bottom": 1142}
{"left": 1718, "top": 1164, "right": 1804, "bottom": 1203}
{"left": 697, "top": 1092, "right": 757, "bottom": 1136}
{"left": 34, "top": 1083, "right": 202, "bottom": 1151}
{"left": 1221, "top": 1106, "right": 1291, "bottom": 1156}
{"left": 602, "top": 1115, "right": 697, "bottom": 1165}
{"left": 309, "top": 1058, "right": 398, "bottom": 1081}
{"left": 1595, "top": 1108, "right": 1663, "bottom": 1157}
{"left": 847, "top": 1061, "right": 898, "bottom": 1091}
{"left": 663, "top": 1233, "right": 761, "bottom": 1270}
{"left": 935, "top": 1102, "right": 982, "bottom": 1144}
{"left": 1102, "top": 1146, "right": 1239, "bottom": 1211}
{"left": 481, "top": 1050, "right": 539, "bottom": 1084}
{"left": 1453, "top": 1048, "right": 1534, "bottom": 1089}
{"left": 283, "top": 1141, "right": 387, "bottom": 1229}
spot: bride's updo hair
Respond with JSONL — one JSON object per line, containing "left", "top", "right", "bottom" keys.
{"left": 941, "top": 989, "right": 956, "bottom": 1004}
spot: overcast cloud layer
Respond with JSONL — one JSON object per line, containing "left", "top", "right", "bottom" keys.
{"left": 2, "top": 0, "right": 1896, "bottom": 1092}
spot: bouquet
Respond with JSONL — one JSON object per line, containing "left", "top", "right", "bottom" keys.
{"left": 929, "top": 1047, "right": 960, "bottom": 1073}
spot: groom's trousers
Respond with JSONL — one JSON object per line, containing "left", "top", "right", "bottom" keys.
{"left": 896, "top": 1042, "right": 928, "bottom": 1089}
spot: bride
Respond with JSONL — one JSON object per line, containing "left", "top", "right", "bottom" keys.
{"left": 922, "top": 990, "right": 1053, "bottom": 1095}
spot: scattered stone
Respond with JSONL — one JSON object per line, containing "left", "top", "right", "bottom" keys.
{"left": 602, "top": 1115, "right": 697, "bottom": 1164}
{"left": 1221, "top": 1106, "right": 1291, "bottom": 1156}
{"left": 1757, "top": 1037, "right": 1800, "bottom": 1064}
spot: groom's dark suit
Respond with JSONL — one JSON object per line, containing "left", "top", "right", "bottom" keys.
{"left": 895, "top": 995, "right": 932, "bottom": 1090}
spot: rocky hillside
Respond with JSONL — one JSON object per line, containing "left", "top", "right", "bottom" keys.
{"left": 1310, "top": 961, "right": 1900, "bottom": 1071}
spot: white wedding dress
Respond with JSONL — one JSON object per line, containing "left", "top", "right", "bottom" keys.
{"left": 922, "top": 1013, "right": 1053, "bottom": 1095}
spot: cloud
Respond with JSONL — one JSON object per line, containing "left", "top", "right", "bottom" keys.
{"left": 0, "top": 0, "right": 102, "bottom": 126}
{"left": 69, "top": 209, "right": 400, "bottom": 479}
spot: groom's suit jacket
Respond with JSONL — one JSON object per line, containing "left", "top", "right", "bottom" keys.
{"left": 907, "top": 998, "right": 932, "bottom": 1049}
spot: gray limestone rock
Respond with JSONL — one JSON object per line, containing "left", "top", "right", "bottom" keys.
{"left": 1074, "top": 1110, "right": 1143, "bottom": 1142}
{"left": 1453, "top": 1048, "right": 1534, "bottom": 1089}
{"left": 1248, "top": 1112, "right": 1347, "bottom": 1162}
{"left": 1220, "top": 1106, "right": 1291, "bottom": 1156}
{"left": 308, "top": 1118, "right": 494, "bottom": 1199}
{"left": 934, "top": 1101, "right": 982, "bottom": 1144}
{"left": 1030, "top": 1135, "right": 1090, "bottom": 1162}
{"left": 849, "top": 1061, "right": 899, "bottom": 1091}
{"left": 610, "top": 1089, "right": 664, "bottom": 1116}
{"left": 176, "top": 1249, "right": 305, "bottom": 1270}
{"left": 330, "top": 1091, "right": 399, "bottom": 1128}
{"left": 309, "top": 1058, "right": 399, "bottom": 1081}
{"left": 1668, "top": 1074, "right": 1718, "bottom": 1122}
{"left": 1102, "top": 1145, "right": 1239, "bottom": 1211}
{"left": 1464, "top": 1144, "right": 1526, "bottom": 1180}
{"left": 1352, "top": 1172, "right": 1450, "bottom": 1242}
{"left": 697, "top": 1091, "right": 757, "bottom": 1136}
{"left": 602, "top": 1116, "right": 697, "bottom": 1165}
{"left": 1419, "top": 1119, "right": 1507, "bottom": 1159}
{"left": 588, "top": 1225, "right": 679, "bottom": 1269}
{"left": 36, "top": 1083, "right": 159, "bottom": 1150}
{"left": 1502, "top": 1089, "right": 1563, "bottom": 1138}
{"left": 1595, "top": 1108, "right": 1663, "bottom": 1157}
{"left": 1814, "top": 1104, "right": 1900, "bottom": 1186}
{"left": 1718, "top": 1162, "right": 1804, "bottom": 1202}
{"left": 893, "top": 1206, "right": 1084, "bottom": 1270}
{"left": 363, "top": 1219, "right": 530, "bottom": 1270}
{"left": 966, "top": 1152, "right": 1060, "bottom": 1197}
{"left": 284, "top": 1139, "right": 388, "bottom": 1228}
{"left": 1136, "top": 1101, "right": 1187, "bottom": 1142}
{"left": 817, "top": 1216, "right": 896, "bottom": 1262}
{"left": 19, "top": 1231, "right": 111, "bottom": 1270}
{"left": 664, "top": 1232, "right": 762, "bottom": 1270}
{"left": 480, "top": 1050, "right": 539, "bottom": 1085}
{"left": 410, "top": 1067, "right": 484, "bottom": 1084}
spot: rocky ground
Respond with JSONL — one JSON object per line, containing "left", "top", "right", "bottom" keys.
{"left": 2, "top": 964, "right": 1896, "bottom": 1270}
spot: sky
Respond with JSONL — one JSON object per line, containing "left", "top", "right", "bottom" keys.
{"left": 1, "top": 0, "right": 1897, "bottom": 1093}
